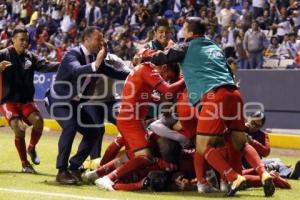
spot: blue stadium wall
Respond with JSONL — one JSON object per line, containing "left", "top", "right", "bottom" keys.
{"left": 31, "top": 70, "right": 300, "bottom": 129}
{"left": 237, "top": 70, "right": 300, "bottom": 129}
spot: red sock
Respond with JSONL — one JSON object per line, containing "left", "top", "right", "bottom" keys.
{"left": 113, "top": 180, "right": 143, "bottom": 191}
{"left": 204, "top": 146, "right": 238, "bottom": 183}
{"left": 108, "top": 156, "right": 153, "bottom": 181}
{"left": 271, "top": 173, "right": 291, "bottom": 189}
{"left": 242, "top": 168, "right": 257, "bottom": 175}
{"left": 242, "top": 143, "right": 265, "bottom": 176}
{"left": 15, "top": 137, "right": 29, "bottom": 166}
{"left": 100, "top": 136, "right": 124, "bottom": 166}
{"left": 227, "top": 140, "right": 243, "bottom": 174}
{"left": 28, "top": 128, "right": 43, "bottom": 151}
{"left": 193, "top": 153, "right": 207, "bottom": 184}
{"left": 96, "top": 158, "right": 121, "bottom": 177}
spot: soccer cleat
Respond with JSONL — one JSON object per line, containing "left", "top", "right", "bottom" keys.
{"left": 226, "top": 175, "right": 247, "bottom": 196}
{"left": 22, "top": 164, "right": 37, "bottom": 174}
{"left": 95, "top": 176, "right": 115, "bottom": 191}
{"left": 82, "top": 170, "right": 99, "bottom": 184}
{"left": 289, "top": 160, "right": 300, "bottom": 180}
{"left": 262, "top": 171, "right": 275, "bottom": 197}
{"left": 27, "top": 148, "right": 40, "bottom": 165}
{"left": 197, "top": 182, "right": 219, "bottom": 193}
{"left": 142, "top": 177, "right": 150, "bottom": 189}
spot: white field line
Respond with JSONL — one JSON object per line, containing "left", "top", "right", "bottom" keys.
{"left": 0, "top": 187, "right": 115, "bottom": 200}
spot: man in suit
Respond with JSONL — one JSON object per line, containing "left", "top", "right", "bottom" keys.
{"left": 45, "top": 26, "right": 128, "bottom": 185}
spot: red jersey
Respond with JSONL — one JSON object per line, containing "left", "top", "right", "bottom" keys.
{"left": 118, "top": 62, "right": 176, "bottom": 121}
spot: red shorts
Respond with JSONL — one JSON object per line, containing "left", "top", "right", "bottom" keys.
{"left": 196, "top": 87, "right": 246, "bottom": 136}
{"left": 176, "top": 89, "right": 197, "bottom": 139}
{"left": 0, "top": 102, "right": 39, "bottom": 125}
{"left": 117, "top": 120, "right": 149, "bottom": 159}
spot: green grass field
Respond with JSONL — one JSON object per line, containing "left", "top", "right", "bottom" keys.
{"left": 0, "top": 127, "right": 299, "bottom": 200}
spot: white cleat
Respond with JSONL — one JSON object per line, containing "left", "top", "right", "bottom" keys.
{"left": 82, "top": 170, "right": 99, "bottom": 184}
{"left": 197, "top": 182, "right": 219, "bottom": 193}
{"left": 95, "top": 176, "right": 115, "bottom": 191}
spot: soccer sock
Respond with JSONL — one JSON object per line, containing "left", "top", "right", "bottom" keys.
{"left": 113, "top": 180, "right": 143, "bottom": 191}
{"left": 193, "top": 152, "right": 207, "bottom": 184}
{"left": 245, "top": 174, "right": 291, "bottom": 189}
{"left": 15, "top": 137, "right": 29, "bottom": 166}
{"left": 107, "top": 156, "right": 153, "bottom": 182}
{"left": 96, "top": 157, "right": 121, "bottom": 177}
{"left": 28, "top": 128, "right": 43, "bottom": 151}
{"left": 242, "top": 143, "right": 266, "bottom": 177}
{"left": 100, "top": 136, "right": 124, "bottom": 166}
{"left": 242, "top": 168, "right": 257, "bottom": 175}
{"left": 204, "top": 146, "right": 238, "bottom": 183}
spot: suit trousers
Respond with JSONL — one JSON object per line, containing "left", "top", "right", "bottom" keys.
{"left": 46, "top": 100, "right": 104, "bottom": 170}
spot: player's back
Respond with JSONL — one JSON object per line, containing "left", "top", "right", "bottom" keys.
{"left": 118, "top": 62, "right": 162, "bottom": 120}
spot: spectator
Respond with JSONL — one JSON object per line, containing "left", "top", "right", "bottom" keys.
{"left": 277, "top": 34, "right": 293, "bottom": 59}
{"left": 235, "top": 29, "right": 248, "bottom": 69}
{"left": 265, "top": 36, "right": 280, "bottom": 59}
{"left": 243, "top": 20, "right": 269, "bottom": 69}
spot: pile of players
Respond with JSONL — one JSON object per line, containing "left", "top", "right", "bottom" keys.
{"left": 80, "top": 17, "right": 299, "bottom": 197}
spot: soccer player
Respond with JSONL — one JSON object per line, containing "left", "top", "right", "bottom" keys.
{"left": 0, "top": 27, "right": 59, "bottom": 173}
{"left": 142, "top": 17, "right": 275, "bottom": 196}
{"left": 94, "top": 51, "right": 185, "bottom": 190}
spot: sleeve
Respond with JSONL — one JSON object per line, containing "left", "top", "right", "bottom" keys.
{"left": 249, "top": 132, "right": 271, "bottom": 157}
{"left": 61, "top": 50, "right": 95, "bottom": 79}
{"left": 148, "top": 118, "right": 190, "bottom": 147}
{"left": 142, "top": 64, "right": 185, "bottom": 94}
{"left": 98, "top": 61, "right": 130, "bottom": 80}
{"left": 142, "top": 43, "right": 188, "bottom": 66}
{"left": 32, "top": 53, "right": 60, "bottom": 72}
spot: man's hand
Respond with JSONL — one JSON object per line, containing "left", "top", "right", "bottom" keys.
{"left": 0, "top": 60, "right": 12, "bottom": 72}
{"left": 95, "top": 46, "right": 106, "bottom": 70}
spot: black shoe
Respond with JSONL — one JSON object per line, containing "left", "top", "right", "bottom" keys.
{"left": 142, "top": 177, "right": 150, "bottom": 189}
{"left": 290, "top": 161, "right": 300, "bottom": 180}
{"left": 27, "top": 148, "right": 40, "bottom": 165}
{"left": 22, "top": 164, "right": 37, "bottom": 174}
{"left": 69, "top": 169, "right": 83, "bottom": 184}
{"left": 56, "top": 170, "right": 78, "bottom": 185}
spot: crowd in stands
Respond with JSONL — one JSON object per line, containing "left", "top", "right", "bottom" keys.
{"left": 1, "top": 0, "right": 300, "bottom": 69}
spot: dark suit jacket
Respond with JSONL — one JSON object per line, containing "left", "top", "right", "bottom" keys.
{"left": 46, "top": 46, "right": 129, "bottom": 104}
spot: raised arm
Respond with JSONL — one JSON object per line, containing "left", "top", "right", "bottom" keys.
{"left": 142, "top": 43, "right": 188, "bottom": 66}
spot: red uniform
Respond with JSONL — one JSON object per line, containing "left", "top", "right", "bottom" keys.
{"left": 176, "top": 89, "right": 197, "bottom": 139}
{"left": 196, "top": 86, "right": 246, "bottom": 136}
{"left": 0, "top": 102, "right": 38, "bottom": 125}
{"left": 117, "top": 62, "right": 184, "bottom": 158}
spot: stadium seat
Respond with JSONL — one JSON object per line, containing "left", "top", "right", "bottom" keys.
{"left": 263, "top": 58, "right": 280, "bottom": 69}
{"left": 278, "top": 59, "right": 294, "bottom": 69}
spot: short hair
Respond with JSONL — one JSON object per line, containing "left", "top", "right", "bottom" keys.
{"left": 154, "top": 17, "right": 170, "bottom": 31}
{"left": 147, "top": 170, "right": 169, "bottom": 191}
{"left": 185, "top": 17, "right": 206, "bottom": 35}
{"left": 250, "top": 111, "right": 266, "bottom": 126}
{"left": 81, "top": 26, "right": 101, "bottom": 42}
{"left": 13, "top": 27, "right": 28, "bottom": 37}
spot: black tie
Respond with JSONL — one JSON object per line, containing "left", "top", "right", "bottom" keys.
{"left": 88, "top": 55, "right": 94, "bottom": 63}
{"left": 89, "top": 7, "right": 95, "bottom": 25}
